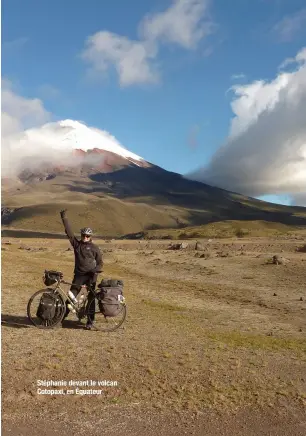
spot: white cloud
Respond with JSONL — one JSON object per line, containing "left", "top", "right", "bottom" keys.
{"left": 81, "top": 0, "right": 214, "bottom": 87}
{"left": 187, "top": 47, "right": 306, "bottom": 206}
{"left": 82, "top": 32, "right": 158, "bottom": 86}
{"left": 1, "top": 79, "right": 50, "bottom": 137}
{"left": 273, "top": 8, "right": 306, "bottom": 42}
{"left": 1, "top": 79, "right": 51, "bottom": 177}
{"left": 279, "top": 47, "right": 306, "bottom": 69}
{"left": 140, "top": 0, "right": 213, "bottom": 49}
{"left": 291, "top": 193, "right": 306, "bottom": 207}
{"left": 1, "top": 112, "right": 21, "bottom": 138}
{"left": 1, "top": 80, "right": 142, "bottom": 178}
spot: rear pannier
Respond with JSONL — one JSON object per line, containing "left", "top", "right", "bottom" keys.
{"left": 97, "top": 279, "right": 124, "bottom": 317}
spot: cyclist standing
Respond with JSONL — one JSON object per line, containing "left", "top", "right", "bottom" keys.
{"left": 60, "top": 209, "right": 103, "bottom": 329}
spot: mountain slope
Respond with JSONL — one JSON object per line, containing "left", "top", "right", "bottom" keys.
{"left": 2, "top": 164, "right": 306, "bottom": 237}
{"left": 2, "top": 118, "right": 306, "bottom": 236}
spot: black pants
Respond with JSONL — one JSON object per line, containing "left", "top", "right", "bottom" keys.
{"left": 65, "top": 273, "right": 96, "bottom": 323}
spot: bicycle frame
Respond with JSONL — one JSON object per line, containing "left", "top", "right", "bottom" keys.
{"left": 51, "top": 280, "right": 93, "bottom": 311}
{"left": 28, "top": 274, "right": 127, "bottom": 331}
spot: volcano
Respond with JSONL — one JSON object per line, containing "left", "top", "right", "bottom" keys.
{"left": 2, "top": 119, "right": 306, "bottom": 236}
{"left": 3, "top": 119, "right": 151, "bottom": 183}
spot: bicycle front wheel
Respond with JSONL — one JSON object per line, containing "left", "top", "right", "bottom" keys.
{"left": 87, "top": 298, "right": 127, "bottom": 332}
{"left": 27, "top": 289, "right": 66, "bottom": 329}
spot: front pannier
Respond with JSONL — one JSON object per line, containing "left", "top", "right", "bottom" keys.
{"left": 36, "top": 293, "right": 57, "bottom": 320}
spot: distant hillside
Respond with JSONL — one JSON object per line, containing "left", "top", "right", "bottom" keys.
{"left": 2, "top": 164, "right": 306, "bottom": 237}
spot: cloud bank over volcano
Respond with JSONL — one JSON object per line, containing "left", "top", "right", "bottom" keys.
{"left": 1, "top": 80, "right": 144, "bottom": 178}
{"left": 2, "top": 48, "right": 306, "bottom": 206}
{"left": 188, "top": 48, "right": 306, "bottom": 206}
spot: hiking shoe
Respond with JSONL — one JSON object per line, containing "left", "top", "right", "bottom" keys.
{"left": 85, "top": 323, "right": 93, "bottom": 330}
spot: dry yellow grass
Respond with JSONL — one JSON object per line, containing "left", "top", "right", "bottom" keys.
{"left": 3, "top": 173, "right": 306, "bottom": 237}
{"left": 2, "top": 235, "right": 306, "bottom": 434}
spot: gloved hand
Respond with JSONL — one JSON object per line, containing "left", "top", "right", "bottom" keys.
{"left": 60, "top": 209, "right": 67, "bottom": 218}
{"left": 90, "top": 273, "right": 98, "bottom": 288}
{"left": 91, "top": 270, "right": 102, "bottom": 284}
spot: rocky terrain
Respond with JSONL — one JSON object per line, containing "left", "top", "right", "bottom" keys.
{"left": 2, "top": 120, "right": 306, "bottom": 434}
{"left": 2, "top": 234, "right": 306, "bottom": 435}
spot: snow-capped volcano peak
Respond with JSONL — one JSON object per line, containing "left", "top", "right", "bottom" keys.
{"left": 59, "top": 119, "right": 86, "bottom": 130}
{"left": 38, "top": 119, "right": 145, "bottom": 162}
{"left": 2, "top": 118, "right": 148, "bottom": 179}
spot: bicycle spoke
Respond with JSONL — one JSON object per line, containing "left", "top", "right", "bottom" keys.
{"left": 85, "top": 299, "right": 126, "bottom": 332}
{"left": 27, "top": 283, "right": 127, "bottom": 332}
{"left": 27, "top": 289, "right": 66, "bottom": 329}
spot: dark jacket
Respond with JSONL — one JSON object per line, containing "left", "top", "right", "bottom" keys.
{"left": 61, "top": 216, "right": 103, "bottom": 275}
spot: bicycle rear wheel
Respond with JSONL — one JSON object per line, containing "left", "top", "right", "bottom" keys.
{"left": 27, "top": 289, "right": 66, "bottom": 329}
{"left": 86, "top": 297, "right": 127, "bottom": 332}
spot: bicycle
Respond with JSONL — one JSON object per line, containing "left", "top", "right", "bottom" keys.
{"left": 27, "top": 270, "right": 127, "bottom": 332}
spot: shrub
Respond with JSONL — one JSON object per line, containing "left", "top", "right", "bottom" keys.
{"left": 188, "top": 232, "right": 201, "bottom": 238}
{"left": 235, "top": 228, "right": 249, "bottom": 238}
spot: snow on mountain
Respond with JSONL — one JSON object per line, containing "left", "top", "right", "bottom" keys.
{"left": 2, "top": 119, "right": 147, "bottom": 178}
{"left": 46, "top": 119, "right": 144, "bottom": 162}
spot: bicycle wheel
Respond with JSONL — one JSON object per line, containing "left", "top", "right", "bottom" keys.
{"left": 27, "top": 289, "right": 66, "bottom": 329}
{"left": 86, "top": 297, "right": 127, "bottom": 332}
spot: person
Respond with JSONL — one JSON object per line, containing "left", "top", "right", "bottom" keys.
{"left": 60, "top": 209, "right": 103, "bottom": 330}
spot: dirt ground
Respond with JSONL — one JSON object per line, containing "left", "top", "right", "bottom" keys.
{"left": 1, "top": 236, "right": 306, "bottom": 435}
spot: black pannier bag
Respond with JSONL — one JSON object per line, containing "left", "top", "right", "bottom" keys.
{"left": 36, "top": 293, "right": 57, "bottom": 321}
{"left": 98, "top": 279, "right": 123, "bottom": 288}
{"left": 97, "top": 279, "right": 124, "bottom": 317}
{"left": 43, "top": 270, "right": 63, "bottom": 286}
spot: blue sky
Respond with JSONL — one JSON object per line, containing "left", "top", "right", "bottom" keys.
{"left": 2, "top": 0, "right": 306, "bottom": 206}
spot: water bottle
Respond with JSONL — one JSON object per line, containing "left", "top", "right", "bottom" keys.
{"left": 78, "top": 294, "right": 85, "bottom": 304}
{"left": 68, "top": 291, "right": 78, "bottom": 304}
{"left": 67, "top": 304, "right": 76, "bottom": 314}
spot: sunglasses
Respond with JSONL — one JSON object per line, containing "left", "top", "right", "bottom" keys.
{"left": 82, "top": 234, "right": 91, "bottom": 238}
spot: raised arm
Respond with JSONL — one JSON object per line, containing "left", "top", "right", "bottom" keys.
{"left": 60, "top": 209, "right": 78, "bottom": 248}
